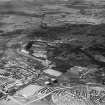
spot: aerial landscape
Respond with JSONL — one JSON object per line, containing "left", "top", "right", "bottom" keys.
{"left": 1, "top": 0, "right": 105, "bottom": 105}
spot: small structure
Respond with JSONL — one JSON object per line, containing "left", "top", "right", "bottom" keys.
{"left": 21, "top": 49, "right": 29, "bottom": 54}
{"left": 44, "top": 69, "right": 62, "bottom": 77}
